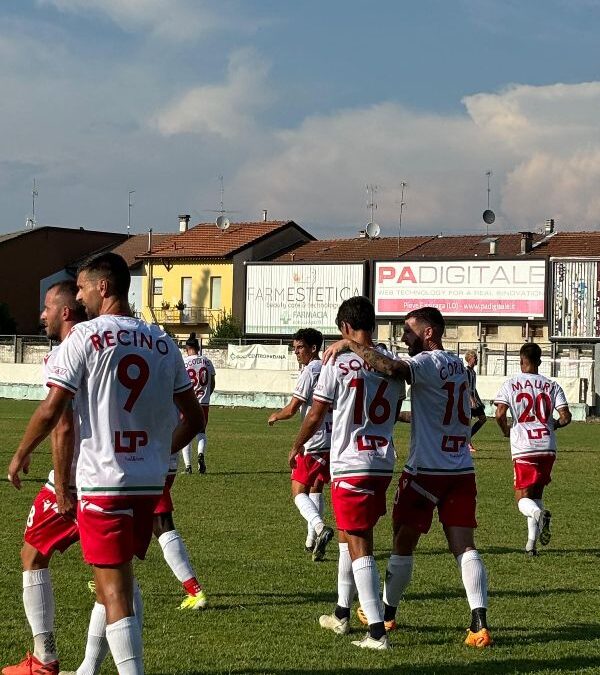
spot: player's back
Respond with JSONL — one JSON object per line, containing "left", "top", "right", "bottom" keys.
{"left": 49, "top": 315, "right": 191, "bottom": 496}
{"left": 183, "top": 353, "right": 215, "bottom": 404}
{"left": 314, "top": 347, "right": 405, "bottom": 480}
{"left": 495, "top": 372, "right": 567, "bottom": 457}
{"left": 401, "top": 350, "right": 473, "bottom": 475}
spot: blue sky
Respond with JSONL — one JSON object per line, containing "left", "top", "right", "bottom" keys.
{"left": 1, "top": 0, "right": 599, "bottom": 239}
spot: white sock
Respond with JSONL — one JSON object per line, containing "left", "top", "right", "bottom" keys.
{"left": 294, "top": 493, "right": 324, "bottom": 534}
{"left": 105, "top": 616, "right": 143, "bottom": 675}
{"left": 526, "top": 517, "right": 538, "bottom": 551}
{"left": 158, "top": 530, "right": 196, "bottom": 584}
{"left": 337, "top": 543, "right": 356, "bottom": 609}
{"left": 306, "top": 493, "right": 323, "bottom": 545}
{"left": 197, "top": 433, "right": 207, "bottom": 458}
{"left": 182, "top": 443, "right": 192, "bottom": 467}
{"left": 23, "top": 569, "right": 57, "bottom": 664}
{"left": 457, "top": 550, "right": 488, "bottom": 609}
{"left": 351, "top": 556, "right": 383, "bottom": 625}
{"left": 77, "top": 603, "right": 109, "bottom": 675}
{"left": 77, "top": 580, "right": 143, "bottom": 675}
{"left": 383, "top": 554, "right": 413, "bottom": 608}
{"left": 518, "top": 497, "right": 541, "bottom": 519}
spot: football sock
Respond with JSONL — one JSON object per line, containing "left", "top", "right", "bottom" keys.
{"left": 457, "top": 550, "right": 488, "bottom": 610}
{"left": 337, "top": 543, "right": 356, "bottom": 611}
{"left": 158, "top": 530, "right": 197, "bottom": 585}
{"left": 352, "top": 556, "right": 383, "bottom": 629}
{"left": 294, "top": 493, "right": 324, "bottom": 534}
{"left": 306, "top": 492, "right": 324, "bottom": 546}
{"left": 181, "top": 443, "right": 192, "bottom": 469}
{"left": 470, "top": 607, "right": 488, "bottom": 632}
{"left": 526, "top": 517, "right": 538, "bottom": 551}
{"left": 383, "top": 554, "right": 413, "bottom": 616}
{"left": 518, "top": 497, "right": 541, "bottom": 519}
{"left": 197, "top": 433, "right": 207, "bottom": 457}
{"left": 77, "top": 603, "right": 109, "bottom": 675}
{"left": 106, "top": 616, "right": 143, "bottom": 675}
{"left": 23, "top": 569, "right": 57, "bottom": 664}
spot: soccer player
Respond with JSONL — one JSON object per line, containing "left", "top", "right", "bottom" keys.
{"left": 323, "top": 306, "right": 492, "bottom": 648}
{"left": 291, "top": 297, "right": 405, "bottom": 650}
{"left": 268, "top": 328, "right": 334, "bottom": 560}
{"left": 494, "top": 343, "right": 571, "bottom": 556}
{"left": 2, "top": 282, "right": 85, "bottom": 675}
{"left": 8, "top": 252, "right": 204, "bottom": 675}
{"left": 464, "top": 349, "right": 486, "bottom": 453}
{"left": 181, "top": 333, "right": 215, "bottom": 474}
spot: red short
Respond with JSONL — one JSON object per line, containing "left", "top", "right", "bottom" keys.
{"left": 291, "top": 452, "right": 330, "bottom": 487}
{"left": 153, "top": 474, "right": 176, "bottom": 515}
{"left": 392, "top": 471, "right": 477, "bottom": 534}
{"left": 78, "top": 495, "right": 159, "bottom": 566}
{"left": 513, "top": 455, "right": 555, "bottom": 490}
{"left": 331, "top": 476, "right": 392, "bottom": 532}
{"left": 24, "top": 487, "right": 79, "bottom": 557}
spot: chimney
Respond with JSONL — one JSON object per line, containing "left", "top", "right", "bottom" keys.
{"left": 489, "top": 238, "right": 498, "bottom": 255}
{"left": 178, "top": 214, "right": 190, "bottom": 233}
{"left": 147, "top": 228, "right": 153, "bottom": 253}
{"left": 520, "top": 231, "right": 533, "bottom": 254}
{"left": 544, "top": 218, "right": 555, "bottom": 235}
{"left": 262, "top": 209, "right": 268, "bottom": 222}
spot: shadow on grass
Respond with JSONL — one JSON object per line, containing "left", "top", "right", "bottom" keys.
{"left": 153, "top": 654, "right": 600, "bottom": 675}
{"left": 498, "top": 622, "right": 600, "bottom": 645}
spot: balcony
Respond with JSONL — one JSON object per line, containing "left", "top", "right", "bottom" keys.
{"left": 152, "top": 306, "right": 225, "bottom": 329}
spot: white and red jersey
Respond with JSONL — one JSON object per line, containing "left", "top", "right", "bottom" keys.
{"left": 183, "top": 354, "right": 215, "bottom": 405}
{"left": 43, "top": 344, "right": 80, "bottom": 494}
{"left": 292, "top": 359, "right": 332, "bottom": 453}
{"left": 46, "top": 315, "right": 192, "bottom": 498}
{"left": 400, "top": 350, "right": 473, "bottom": 476}
{"left": 494, "top": 373, "right": 568, "bottom": 459}
{"left": 313, "top": 347, "right": 405, "bottom": 480}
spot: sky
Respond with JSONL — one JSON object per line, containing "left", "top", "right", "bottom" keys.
{"left": 1, "top": 0, "right": 600, "bottom": 240}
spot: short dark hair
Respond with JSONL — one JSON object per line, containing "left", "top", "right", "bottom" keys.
{"left": 292, "top": 328, "right": 323, "bottom": 352}
{"left": 405, "top": 306, "right": 445, "bottom": 335}
{"left": 47, "top": 280, "right": 87, "bottom": 322}
{"left": 520, "top": 342, "right": 542, "bottom": 366}
{"left": 185, "top": 332, "right": 200, "bottom": 351}
{"left": 336, "top": 296, "right": 375, "bottom": 333}
{"left": 78, "top": 252, "right": 130, "bottom": 296}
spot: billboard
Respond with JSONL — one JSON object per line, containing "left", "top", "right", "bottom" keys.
{"left": 245, "top": 263, "right": 365, "bottom": 335}
{"left": 374, "top": 260, "right": 547, "bottom": 318}
{"left": 552, "top": 260, "right": 600, "bottom": 338}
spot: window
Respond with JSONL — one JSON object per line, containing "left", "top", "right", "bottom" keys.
{"left": 481, "top": 324, "right": 499, "bottom": 338}
{"left": 210, "top": 276, "right": 221, "bottom": 309}
{"left": 522, "top": 323, "right": 545, "bottom": 339}
{"left": 444, "top": 324, "right": 458, "bottom": 339}
{"left": 152, "top": 278, "right": 163, "bottom": 295}
{"left": 181, "top": 277, "right": 192, "bottom": 307}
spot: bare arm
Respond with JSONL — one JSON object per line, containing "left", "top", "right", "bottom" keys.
{"left": 289, "top": 399, "right": 329, "bottom": 469}
{"left": 495, "top": 403, "right": 511, "bottom": 438}
{"left": 51, "top": 404, "right": 76, "bottom": 518}
{"left": 172, "top": 388, "right": 205, "bottom": 453}
{"left": 323, "top": 339, "right": 411, "bottom": 381}
{"left": 8, "top": 386, "right": 72, "bottom": 489}
{"left": 554, "top": 405, "right": 572, "bottom": 430}
{"left": 268, "top": 396, "right": 303, "bottom": 426}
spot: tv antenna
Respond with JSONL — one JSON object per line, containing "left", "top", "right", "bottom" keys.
{"left": 127, "top": 189, "right": 135, "bottom": 236}
{"left": 397, "top": 181, "right": 407, "bottom": 257}
{"left": 364, "top": 183, "right": 381, "bottom": 239}
{"left": 25, "top": 179, "right": 38, "bottom": 229}
{"left": 482, "top": 170, "right": 495, "bottom": 233}
{"left": 202, "top": 175, "right": 240, "bottom": 230}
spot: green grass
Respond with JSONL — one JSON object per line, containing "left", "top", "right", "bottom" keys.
{"left": 1, "top": 399, "right": 599, "bottom": 674}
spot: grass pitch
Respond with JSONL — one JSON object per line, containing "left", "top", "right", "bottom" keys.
{"left": 1, "top": 399, "right": 600, "bottom": 674}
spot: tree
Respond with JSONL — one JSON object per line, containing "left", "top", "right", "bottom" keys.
{"left": 0, "top": 303, "right": 16, "bottom": 334}
{"left": 207, "top": 312, "right": 242, "bottom": 347}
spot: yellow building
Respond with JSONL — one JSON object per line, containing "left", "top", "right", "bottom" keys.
{"left": 136, "top": 215, "right": 313, "bottom": 339}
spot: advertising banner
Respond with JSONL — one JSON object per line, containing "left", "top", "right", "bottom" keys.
{"left": 374, "top": 260, "right": 547, "bottom": 318}
{"left": 552, "top": 260, "right": 600, "bottom": 338}
{"left": 245, "top": 263, "right": 365, "bottom": 334}
{"left": 227, "top": 343, "right": 289, "bottom": 370}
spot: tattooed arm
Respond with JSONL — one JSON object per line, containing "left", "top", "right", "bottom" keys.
{"left": 322, "top": 339, "right": 412, "bottom": 382}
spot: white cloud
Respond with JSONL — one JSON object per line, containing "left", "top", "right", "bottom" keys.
{"left": 152, "top": 50, "right": 273, "bottom": 139}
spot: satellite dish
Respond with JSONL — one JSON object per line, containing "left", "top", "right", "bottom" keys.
{"left": 216, "top": 215, "right": 230, "bottom": 231}
{"left": 365, "top": 222, "right": 380, "bottom": 239}
{"left": 482, "top": 209, "right": 496, "bottom": 225}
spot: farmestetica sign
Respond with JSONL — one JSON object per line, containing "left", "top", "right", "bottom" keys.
{"left": 374, "top": 260, "right": 547, "bottom": 318}
{"left": 245, "top": 263, "right": 365, "bottom": 334}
